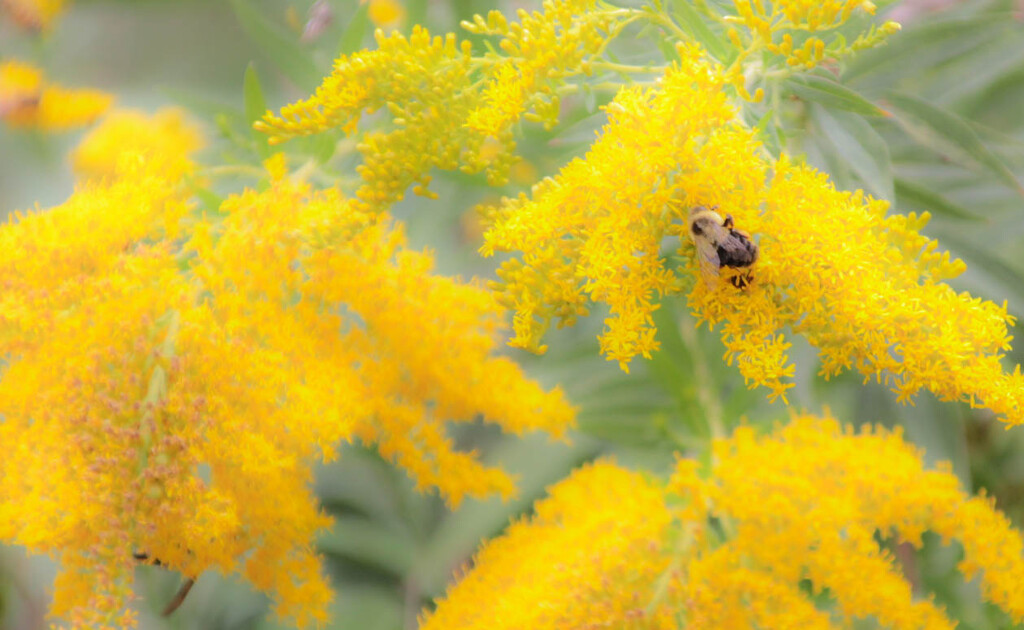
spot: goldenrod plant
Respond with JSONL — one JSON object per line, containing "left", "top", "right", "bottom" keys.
{"left": 2, "top": 0, "right": 1024, "bottom": 628}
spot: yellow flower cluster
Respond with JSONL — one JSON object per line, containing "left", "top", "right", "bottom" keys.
{"left": 257, "top": 26, "right": 487, "bottom": 210}
{"left": 72, "top": 107, "right": 204, "bottom": 182}
{"left": 461, "top": 0, "right": 626, "bottom": 136}
{"left": 421, "top": 415, "right": 1024, "bottom": 629}
{"left": 419, "top": 460, "right": 676, "bottom": 630}
{"left": 675, "top": 414, "right": 1024, "bottom": 627}
{"left": 0, "top": 145, "right": 573, "bottom": 627}
{"left": 1, "top": 0, "right": 67, "bottom": 31}
{"left": 484, "top": 44, "right": 1024, "bottom": 422}
{"left": 0, "top": 157, "right": 197, "bottom": 629}
{"left": 698, "top": 155, "right": 1022, "bottom": 419}
{"left": 0, "top": 59, "right": 111, "bottom": 131}
{"left": 256, "top": 0, "right": 631, "bottom": 212}
{"left": 188, "top": 160, "right": 575, "bottom": 509}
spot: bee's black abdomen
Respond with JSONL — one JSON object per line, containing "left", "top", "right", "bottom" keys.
{"left": 715, "top": 233, "right": 758, "bottom": 268}
{"left": 716, "top": 230, "right": 758, "bottom": 288}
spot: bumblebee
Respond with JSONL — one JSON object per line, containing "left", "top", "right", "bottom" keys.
{"left": 687, "top": 205, "right": 759, "bottom": 288}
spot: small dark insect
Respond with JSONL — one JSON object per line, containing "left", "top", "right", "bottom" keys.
{"left": 687, "top": 205, "right": 759, "bottom": 288}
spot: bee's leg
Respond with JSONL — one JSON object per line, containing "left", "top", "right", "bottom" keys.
{"left": 723, "top": 214, "right": 734, "bottom": 229}
{"left": 729, "top": 271, "right": 752, "bottom": 288}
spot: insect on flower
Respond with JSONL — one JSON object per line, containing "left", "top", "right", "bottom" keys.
{"left": 687, "top": 205, "right": 759, "bottom": 288}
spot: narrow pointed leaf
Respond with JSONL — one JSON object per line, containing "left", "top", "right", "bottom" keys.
{"left": 243, "top": 63, "right": 271, "bottom": 158}
{"left": 337, "top": 2, "right": 371, "bottom": 56}
{"left": 668, "top": 0, "right": 731, "bottom": 62}
{"left": 229, "top": 0, "right": 321, "bottom": 91}
{"left": 894, "top": 178, "right": 981, "bottom": 222}
{"left": 788, "top": 75, "right": 888, "bottom": 118}
{"left": 885, "top": 91, "right": 1024, "bottom": 196}
{"left": 812, "top": 105, "right": 893, "bottom": 201}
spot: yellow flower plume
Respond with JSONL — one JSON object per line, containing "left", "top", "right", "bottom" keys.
{"left": 189, "top": 167, "right": 576, "bottom": 509}
{"left": 481, "top": 44, "right": 763, "bottom": 368}
{"left": 483, "top": 44, "right": 1024, "bottom": 423}
{"left": 0, "top": 147, "right": 574, "bottom": 627}
{"left": 420, "top": 415, "right": 1024, "bottom": 628}
{"left": 257, "top": 0, "right": 632, "bottom": 212}
{"left": 0, "top": 158, "right": 201, "bottom": 629}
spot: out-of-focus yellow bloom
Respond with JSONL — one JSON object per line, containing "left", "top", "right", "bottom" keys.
{"left": 189, "top": 165, "right": 575, "bottom": 509}
{"left": 1, "top": 0, "right": 67, "bottom": 31}
{"left": 0, "top": 155, "right": 188, "bottom": 359}
{"left": 483, "top": 45, "right": 1024, "bottom": 423}
{"left": 257, "top": 0, "right": 629, "bottom": 212}
{"left": 419, "top": 460, "right": 676, "bottom": 630}
{"left": 421, "top": 415, "right": 1024, "bottom": 628}
{"left": 72, "top": 107, "right": 204, "bottom": 182}
{"left": 0, "top": 59, "right": 111, "bottom": 131}
{"left": 366, "top": 0, "right": 403, "bottom": 27}
{"left": 0, "top": 156, "right": 197, "bottom": 629}
{"left": 0, "top": 149, "right": 574, "bottom": 627}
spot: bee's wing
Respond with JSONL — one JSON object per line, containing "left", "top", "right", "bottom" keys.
{"left": 693, "top": 236, "right": 722, "bottom": 283}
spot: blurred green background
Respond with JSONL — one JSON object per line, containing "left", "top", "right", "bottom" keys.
{"left": 3, "top": 0, "right": 1024, "bottom": 628}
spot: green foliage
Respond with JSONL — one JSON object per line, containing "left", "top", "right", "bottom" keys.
{"left": 2, "top": 0, "right": 1024, "bottom": 628}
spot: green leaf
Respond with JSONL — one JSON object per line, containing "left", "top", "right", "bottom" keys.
{"left": 581, "top": 83, "right": 597, "bottom": 114}
{"left": 337, "top": 1, "right": 371, "bottom": 56}
{"left": 243, "top": 63, "right": 271, "bottom": 158}
{"left": 406, "top": 0, "right": 428, "bottom": 34}
{"left": 787, "top": 75, "right": 888, "bottom": 118}
{"left": 648, "top": 23, "right": 681, "bottom": 63}
{"left": 188, "top": 183, "right": 226, "bottom": 215}
{"left": 884, "top": 91, "right": 1024, "bottom": 196}
{"left": 648, "top": 300, "right": 707, "bottom": 435}
{"left": 844, "top": 14, "right": 1012, "bottom": 86}
{"left": 930, "top": 228, "right": 1024, "bottom": 318}
{"left": 311, "top": 132, "right": 338, "bottom": 164}
{"left": 318, "top": 518, "right": 417, "bottom": 576}
{"left": 812, "top": 105, "right": 894, "bottom": 201}
{"left": 667, "top": 0, "right": 731, "bottom": 63}
{"left": 228, "top": 0, "right": 321, "bottom": 91}
{"left": 899, "top": 396, "right": 972, "bottom": 486}
{"left": 408, "top": 434, "right": 599, "bottom": 598}
{"left": 750, "top": 106, "right": 782, "bottom": 157}
{"left": 162, "top": 88, "right": 241, "bottom": 127}
{"left": 576, "top": 379, "right": 675, "bottom": 447}
{"left": 894, "top": 178, "right": 981, "bottom": 222}
{"left": 932, "top": 34, "right": 1024, "bottom": 113}
{"left": 328, "top": 586, "right": 404, "bottom": 630}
